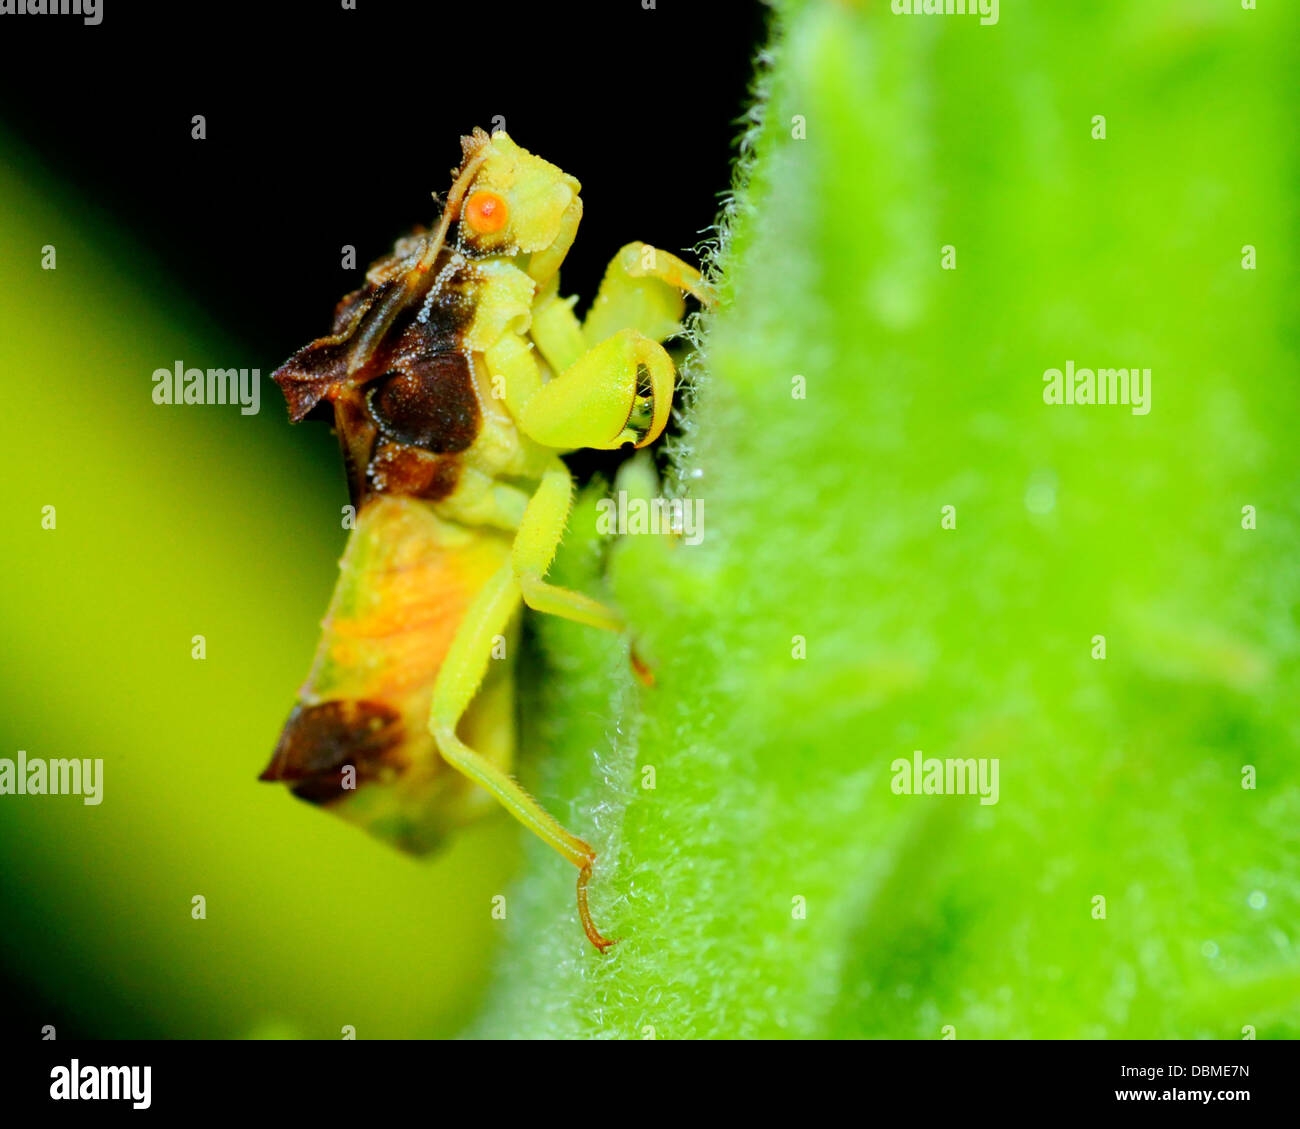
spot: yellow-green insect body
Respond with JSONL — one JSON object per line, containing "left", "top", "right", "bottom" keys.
{"left": 261, "top": 129, "right": 708, "bottom": 949}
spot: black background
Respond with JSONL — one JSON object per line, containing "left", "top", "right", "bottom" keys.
{"left": 5, "top": 1036, "right": 1291, "bottom": 1114}
{"left": 0, "top": 0, "right": 766, "bottom": 373}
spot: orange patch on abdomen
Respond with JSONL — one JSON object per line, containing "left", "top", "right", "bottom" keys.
{"left": 261, "top": 496, "right": 513, "bottom": 849}
{"left": 305, "top": 495, "right": 511, "bottom": 708}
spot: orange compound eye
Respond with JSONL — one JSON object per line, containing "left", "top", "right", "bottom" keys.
{"left": 464, "top": 190, "right": 509, "bottom": 235}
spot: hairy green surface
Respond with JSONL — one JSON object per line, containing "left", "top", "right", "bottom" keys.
{"left": 470, "top": 0, "right": 1300, "bottom": 1038}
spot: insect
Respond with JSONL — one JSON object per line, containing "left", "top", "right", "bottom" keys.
{"left": 259, "top": 129, "right": 708, "bottom": 950}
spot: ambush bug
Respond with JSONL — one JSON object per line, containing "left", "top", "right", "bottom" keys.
{"left": 259, "top": 129, "right": 708, "bottom": 950}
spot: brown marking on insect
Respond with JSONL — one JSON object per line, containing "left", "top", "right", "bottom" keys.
{"left": 367, "top": 353, "right": 479, "bottom": 453}
{"left": 274, "top": 336, "right": 354, "bottom": 423}
{"left": 272, "top": 134, "right": 491, "bottom": 433}
{"left": 260, "top": 699, "right": 405, "bottom": 805}
{"left": 274, "top": 225, "right": 486, "bottom": 509}
{"left": 367, "top": 443, "right": 462, "bottom": 501}
{"left": 330, "top": 292, "right": 368, "bottom": 338}
{"left": 328, "top": 231, "right": 440, "bottom": 333}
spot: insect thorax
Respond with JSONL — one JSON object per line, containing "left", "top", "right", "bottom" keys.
{"left": 274, "top": 234, "right": 544, "bottom": 529}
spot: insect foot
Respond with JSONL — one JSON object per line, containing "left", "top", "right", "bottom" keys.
{"left": 577, "top": 859, "right": 619, "bottom": 953}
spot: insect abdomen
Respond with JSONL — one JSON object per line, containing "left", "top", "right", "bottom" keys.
{"left": 260, "top": 495, "right": 511, "bottom": 852}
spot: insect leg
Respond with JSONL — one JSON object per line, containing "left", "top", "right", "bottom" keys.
{"left": 528, "top": 283, "right": 587, "bottom": 375}
{"left": 514, "top": 461, "right": 624, "bottom": 632}
{"left": 427, "top": 565, "right": 615, "bottom": 951}
{"left": 582, "top": 241, "right": 713, "bottom": 347}
{"left": 529, "top": 239, "right": 709, "bottom": 381}
{"left": 518, "top": 329, "right": 677, "bottom": 451}
{"left": 483, "top": 334, "right": 544, "bottom": 428}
